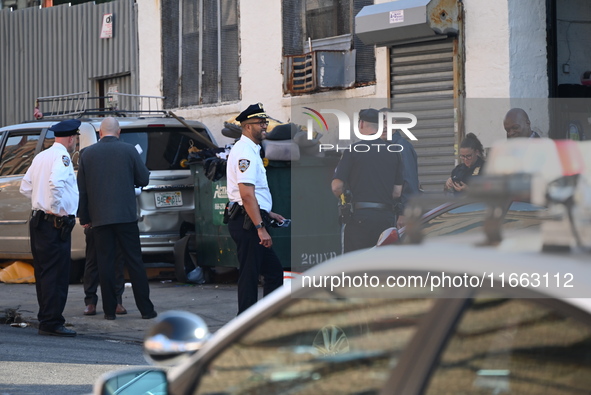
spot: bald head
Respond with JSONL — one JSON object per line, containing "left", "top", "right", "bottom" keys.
{"left": 99, "top": 117, "right": 121, "bottom": 138}
{"left": 503, "top": 108, "right": 531, "bottom": 138}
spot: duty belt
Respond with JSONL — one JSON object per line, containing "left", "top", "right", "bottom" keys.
{"left": 353, "top": 202, "right": 394, "bottom": 211}
{"left": 33, "top": 210, "right": 75, "bottom": 222}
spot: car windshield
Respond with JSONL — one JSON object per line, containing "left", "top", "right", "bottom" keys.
{"left": 422, "top": 201, "right": 546, "bottom": 238}
{"left": 119, "top": 127, "right": 209, "bottom": 171}
{"left": 194, "top": 281, "right": 442, "bottom": 394}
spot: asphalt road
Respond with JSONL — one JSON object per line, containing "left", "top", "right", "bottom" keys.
{"left": 1, "top": 280, "right": 240, "bottom": 343}
{"left": 0, "top": 324, "right": 148, "bottom": 395}
{"left": 1, "top": 278, "right": 244, "bottom": 394}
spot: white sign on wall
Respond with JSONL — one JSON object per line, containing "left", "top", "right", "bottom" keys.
{"left": 389, "top": 10, "right": 404, "bottom": 24}
{"left": 100, "top": 13, "right": 113, "bottom": 39}
{"left": 107, "top": 84, "right": 119, "bottom": 108}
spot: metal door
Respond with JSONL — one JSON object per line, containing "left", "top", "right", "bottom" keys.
{"left": 390, "top": 38, "right": 458, "bottom": 193}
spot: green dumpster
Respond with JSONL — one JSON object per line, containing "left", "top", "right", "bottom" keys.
{"left": 192, "top": 162, "right": 236, "bottom": 267}
{"left": 267, "top": 157, "right": 342, "bottom": 272}
{"left": 192, "top": 155, "right": 341, "bottom": 270}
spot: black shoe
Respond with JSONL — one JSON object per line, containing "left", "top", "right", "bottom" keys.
{"left": 142, "top": 311, "right": 157, "bottom": 319}
{"left": 104, "top": 314, "right": 116, "bottom": 320}
{"left": 38, "top": 326, "right": 77, "bottom": 337}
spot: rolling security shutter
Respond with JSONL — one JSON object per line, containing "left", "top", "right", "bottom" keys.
{"left": 390, "top": 38, "right": 457, "bottom": 193}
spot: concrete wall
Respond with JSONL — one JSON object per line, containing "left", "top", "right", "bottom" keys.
{"left": 137, "top": 0, "right": 162, "bottom": 99}
{"left": 463, "top": 0, "right": 549, "bottom": 148}
{"left": 508, "top": 0, "right": 548, "bottom": 98}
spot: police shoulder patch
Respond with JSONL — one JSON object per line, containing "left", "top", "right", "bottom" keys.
{"left": 62, "top": 155, "right": 71, "bottom": 167}
{"left": 238, "top": 159, "right": 250, "bottom": 173}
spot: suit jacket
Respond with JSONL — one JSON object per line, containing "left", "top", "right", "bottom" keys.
{"left": 77, "top": 136, "right": 150, "bottom": 227}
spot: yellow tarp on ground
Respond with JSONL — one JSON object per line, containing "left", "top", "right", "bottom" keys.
{"left": 0, "top": 261, "right": 35, "bottom": 284}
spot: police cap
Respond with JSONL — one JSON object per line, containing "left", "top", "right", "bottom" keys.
{"left": 359, "top": 108, "right": 380, "bottom": 124}
{"left": 236, "top": 103, "right": 268, "bottom": 123}
{"left": 49, "top": 119, "right": 81, "bottom": 137}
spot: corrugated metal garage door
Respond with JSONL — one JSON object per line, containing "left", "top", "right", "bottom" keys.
{"left": 390, "top": 38, "right": 457, "bottom": 193}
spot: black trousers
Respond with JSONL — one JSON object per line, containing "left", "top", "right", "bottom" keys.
{"left": 228, "top": 213, "right": 283, "bottom": 315}
{"left": 29, "top": 217, "right": 71, "bottom": 331}
{"left": 344, "top": 209, "right": 397, "bottom": 253}
{"left": 93, "top": 221, "right": 154, "bottom": 316}
{"left": 83, "top": 227, "right": 125, "bottom": 306}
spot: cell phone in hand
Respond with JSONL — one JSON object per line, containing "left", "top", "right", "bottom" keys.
{"left": 277, "top": 219, "right": 291, "bottom": 228}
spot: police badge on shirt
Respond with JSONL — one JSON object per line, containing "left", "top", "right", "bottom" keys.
{"left": 62, "top": 155, "right": 71, "bottom": 167}
{"left": 238, "top": 159, "right": 250, "bottom": 173}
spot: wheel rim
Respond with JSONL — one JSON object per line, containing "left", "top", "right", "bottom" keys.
{"left": 312, "top": 325, "right": 350, "bottom": 355}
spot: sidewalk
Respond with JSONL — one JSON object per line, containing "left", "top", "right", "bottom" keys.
{"left": 0, "top": 280, "right": 240, "bottom": 343}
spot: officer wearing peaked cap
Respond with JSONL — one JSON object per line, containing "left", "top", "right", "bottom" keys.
{"left": 19, "top": 119, "right": 81, "bottom": 337}
{"left": 226, "top": 103, "right": 285, "bottom": 314}
{"left": 50, "top": 119, "right": 82, "bottom": 137}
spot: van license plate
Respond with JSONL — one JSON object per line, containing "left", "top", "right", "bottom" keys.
{"left": 155, "top": 191, "right": 183, "bottom": 208}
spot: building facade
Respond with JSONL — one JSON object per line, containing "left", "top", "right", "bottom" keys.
{"left": 138, "top": 0, "right": 591, "bottom": 192}
{"left": 2, "top": 0, "right": 591, "bottom": 192}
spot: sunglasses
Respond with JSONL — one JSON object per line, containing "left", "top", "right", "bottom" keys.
{"left": 459, "top": 154, "right": 474, "bottom": 160}
{"left": 245, "top": 119, "right": 269, "bottom": 127}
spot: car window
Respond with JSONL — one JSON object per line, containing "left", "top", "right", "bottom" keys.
{"left": 119, "top": 127, "right": 210, "bottom": 171}
{"left": 42, "top": 130, "right": 81, "bottom": 170}
{"left": 0, "top": 132, "right": 41, "bottom": 176}
{"left": 425, "top": 298, "right": 591, "bottom": 394}
{"left": 194, "top": 295, "right": 436, "bottom": 394}
{"left": 422, "top": 202, "right": 546, "bottom": 238}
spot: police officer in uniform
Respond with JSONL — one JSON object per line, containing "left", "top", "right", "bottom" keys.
{"left": 332, "top": 108, "right": 403, "bottom": 253}
{"left": 20, "top": 119, "right": 80, "bottom": 337}
{"left": 226, "top": 103, "right": 285, "bottom": 314}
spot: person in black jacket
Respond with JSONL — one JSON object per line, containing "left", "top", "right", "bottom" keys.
{"left": 77, "top": 117, "right": 156, "bottom": 321}
{"left": 332, "top": 108, "right": 403, "bottom": 252}
{"left": 444, "top": 133, "right": 485, "bottom": 195}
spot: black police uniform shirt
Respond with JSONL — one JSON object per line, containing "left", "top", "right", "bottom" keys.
{"left": 450, "top": 156, "right": 485, "bottom": 194}
{"left": 333, "top": 140, "right": 403, "bottom": 204}
{"left": 227, "top": 135, "right": 272, "bottom": 212}
{"left": 20, "top": 142, "right": 78, "bottom": 216}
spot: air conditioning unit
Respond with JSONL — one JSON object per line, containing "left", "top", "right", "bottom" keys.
{"left": 283, "top": 50, "right": 356, "bottom": 95}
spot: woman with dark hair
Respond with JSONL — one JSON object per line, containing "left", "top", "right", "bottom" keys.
{"left": 444, "top": 133, "right": 485, "bottom": 194}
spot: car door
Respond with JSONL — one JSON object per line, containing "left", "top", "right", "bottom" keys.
{"left": 0, "top": 128, "right": 46, "bottom": 257}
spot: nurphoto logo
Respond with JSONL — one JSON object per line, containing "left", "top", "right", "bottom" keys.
{"left": 303, "top": 108, "right": 418, "bottom": 152}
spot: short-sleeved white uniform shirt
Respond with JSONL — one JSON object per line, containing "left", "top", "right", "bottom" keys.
{"left": 226, "top": 135, "right": 272, "bottom": 212}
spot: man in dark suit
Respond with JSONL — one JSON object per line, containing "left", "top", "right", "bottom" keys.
{"left": 77, "top": 117, "right": 157, "bottom": 320}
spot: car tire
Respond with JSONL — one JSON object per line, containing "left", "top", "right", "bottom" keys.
{"left": 173, "top": 234, "right": 197, "bottom": 283}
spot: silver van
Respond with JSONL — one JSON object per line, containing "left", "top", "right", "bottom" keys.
{"left": 0, "top": 93, "right": 217, "bottom": 281}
